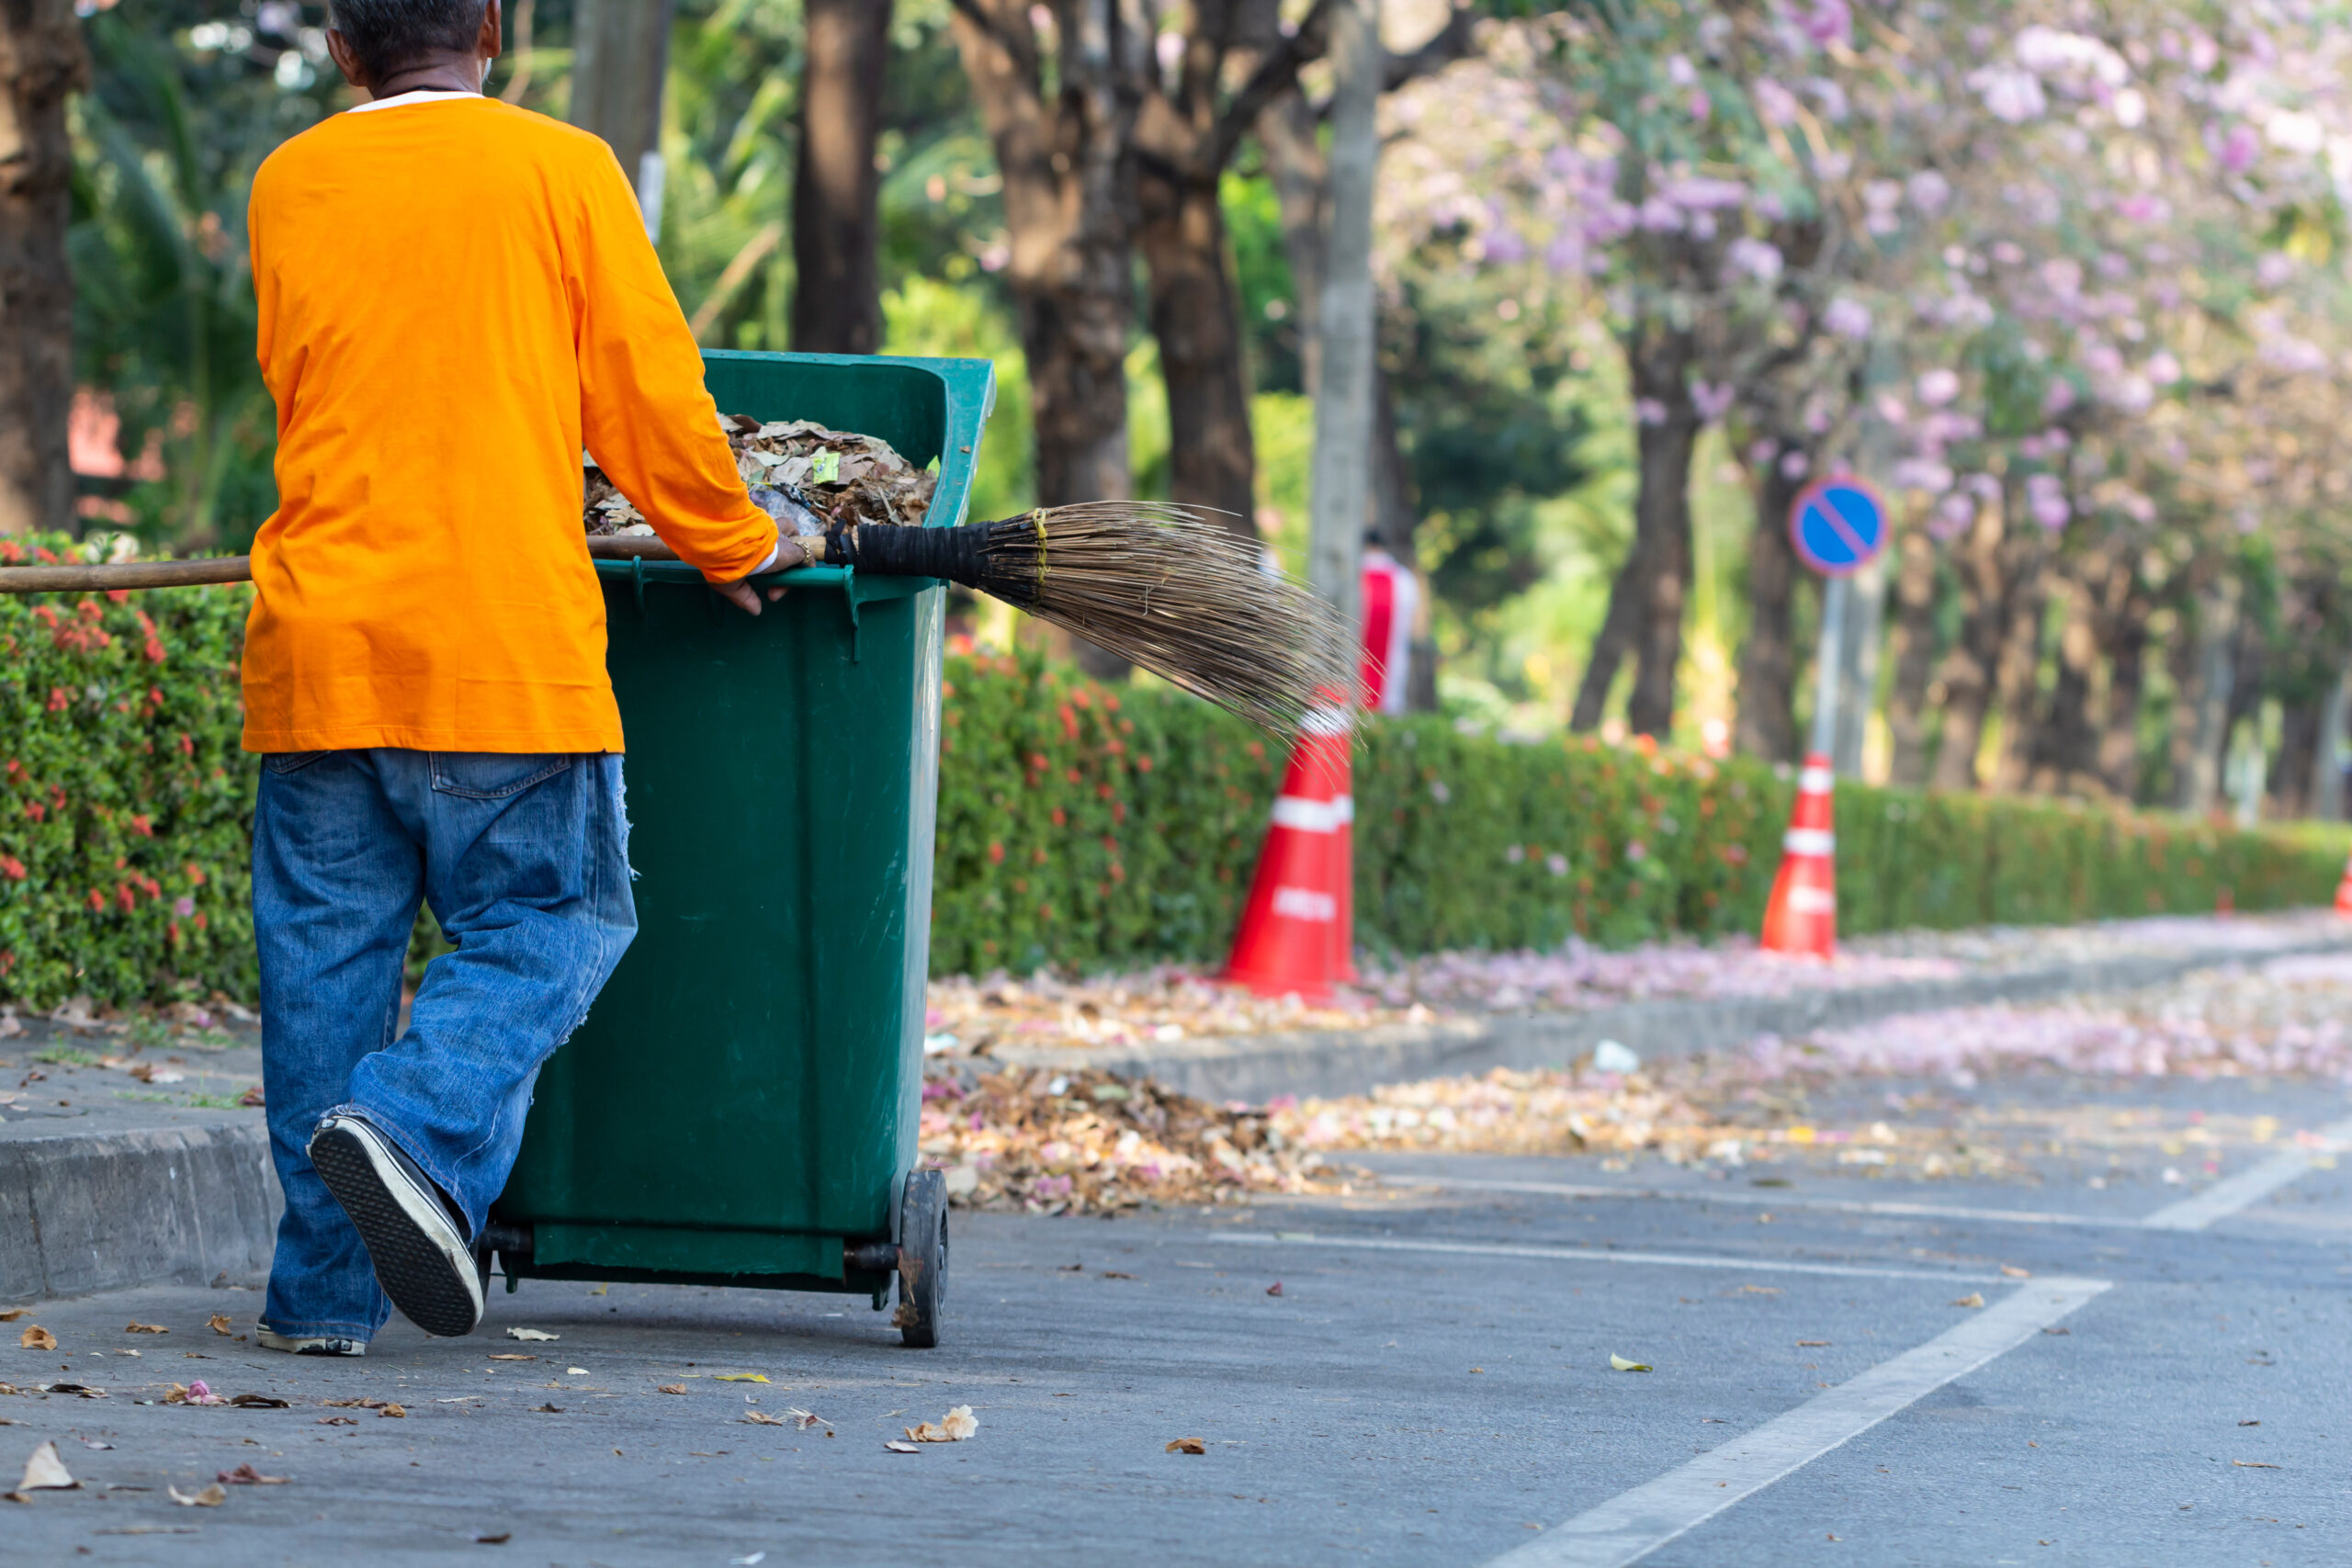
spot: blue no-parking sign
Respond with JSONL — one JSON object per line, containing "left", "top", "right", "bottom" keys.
{"left": 1787, "top": 478, "right": 1889, "bottom": 577}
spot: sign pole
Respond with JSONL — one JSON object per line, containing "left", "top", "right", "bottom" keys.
{"left": 1809, "top": 573, "right": 1849, "bottom": 762}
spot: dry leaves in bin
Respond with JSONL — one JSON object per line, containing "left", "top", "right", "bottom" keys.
{"left": 17, "top": 1326, "right": 54, "bottom": 1351}
{"left": 583, "top": 415, "right": 936, "bottom": 538}
{"left": 1165, "top": 1438, "right": 1206, "bottom": 1455}
{"left": 903, "top": 1406, "right": 977, "bottom": 1443}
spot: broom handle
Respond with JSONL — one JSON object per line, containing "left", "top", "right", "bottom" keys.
{"left": 0, "top": 536, "right": 748, "bottom": 594}
{"left": 0, "top": 528, "right": 997, "bottom": 594}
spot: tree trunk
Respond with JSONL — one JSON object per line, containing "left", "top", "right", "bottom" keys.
{"left": 2310, "top": 659, "right": 2351, "bottom": 821}
{"left": 570, "top": 0, "right": 674, "bottom": 231}
{"left": 1928, "top": 499, "right": 2008, "bottom": 791}
{"left": 1305, "top": 0, "right": 1378, "bottom": 623}
{"left": 2173, "top": 574, "right": 2240, "bottom": 815}
{"left": 1575, "top": 327, "right": 1697, "bottom": 736}
{"left": 1984, "top": 516, "right": 2051, "bottom": 795}
{"left": 2272, "top": 697, "right": 2320, "bottom": 819}
{"left": 1136, "top": 162, "right": 1258, "bottom": 537}
{"left": 950, "top": 1, "right": 1140, "bottom": 678}
{"left": 2026, "top": 547, "right": 2122, "bottom": 797}
{"left": 1883, "top": 521, "right": 1941, "bottom": 785}
{"left": 2096, "top": 567, "right": 2153, "bottom": 801}
{"left": 1735, "top": 437, "right": 1805, "bottom": 763}
{"left": 1258, "top": 90, "right": 1325, "bottom": 395}
{"left": 0, "top": 0, "right": 87, "bottom": 537}
{"left": 790, "top": 0, "right": 890, "bottom": 355}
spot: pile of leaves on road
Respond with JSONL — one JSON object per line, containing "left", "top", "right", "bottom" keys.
{"left": 584, "top": 414, "right": 935, "bottom": 536}
{"left": 918, "top": 1067, "right": 1345, "bottom": 1213}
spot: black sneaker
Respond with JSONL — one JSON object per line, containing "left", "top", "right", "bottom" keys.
{"left": 308, "top": 1114, "right": 483, "bottom": 1337}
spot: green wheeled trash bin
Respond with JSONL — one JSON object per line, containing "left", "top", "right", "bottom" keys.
{"left": 481, "top": 350, "right": 996, "bottom": 1348}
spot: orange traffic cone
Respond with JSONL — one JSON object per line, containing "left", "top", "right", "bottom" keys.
{"left": 1760, "top": 752, "right": 1838, "bottom": 959}
{"left": 2335, "top": 849, "right": 2352, "bottom": 917}
{"left": 1223, "top": 704, "right": 1354, "bottom": 1001}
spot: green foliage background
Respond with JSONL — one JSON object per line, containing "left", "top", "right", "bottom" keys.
{"left": 6, "top": 566, "right": 2337, "bottom": 1010}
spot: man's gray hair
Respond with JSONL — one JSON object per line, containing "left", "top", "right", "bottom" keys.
{"left": 329, "top": 0, "right": 491, "bottom": 81}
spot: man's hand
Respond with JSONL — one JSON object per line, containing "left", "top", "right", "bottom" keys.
{"left": 712, "top": 535, "right": 809, "bottom": 616}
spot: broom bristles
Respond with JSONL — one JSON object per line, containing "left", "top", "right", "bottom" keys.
{"left": 973, "top": 502, "right": 1358, "bottom": 734}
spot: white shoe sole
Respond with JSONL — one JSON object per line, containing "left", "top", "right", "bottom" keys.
{"left": 308, "top": 1116, "right": 483, "bottom": 1338}
{"left": 254, "top": 1327, "right": 367, "bottom": 1357}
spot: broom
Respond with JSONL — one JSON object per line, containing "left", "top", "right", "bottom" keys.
{"left": 0, "top": 505, "right": 1357, "bottom": 733}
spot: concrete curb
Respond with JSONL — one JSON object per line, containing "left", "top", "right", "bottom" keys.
{"left": 2, "top": 1121, "right": 277, "bottom": 1305}
{"left": 989, "top": 937, "right": 2352, "bottom": 1104}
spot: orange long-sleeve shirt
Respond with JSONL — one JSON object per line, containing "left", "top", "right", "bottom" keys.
{"left": 241, "top": 93, "right": 776, "bottom": 754}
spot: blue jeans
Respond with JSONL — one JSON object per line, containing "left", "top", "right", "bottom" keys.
{"left": 251, "top": 750, "right": 636, "bottom": 1341}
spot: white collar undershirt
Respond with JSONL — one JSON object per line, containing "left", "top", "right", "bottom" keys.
{"left": 346, "top": 88, "right": 482, "bottom": 114}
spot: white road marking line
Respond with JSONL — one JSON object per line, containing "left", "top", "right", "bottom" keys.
{"left": 1482, "top": 1277, "right": 2111, "bottom": 1568}
{"left": 1205, "top": 1230, "right": 1999, "bottom": 1284}
{"left": 1388, "top": 1176, "right": 2133, "bottom": 1231}
{"left": 2139, "top": 1117, "right": 2352, "bottom": 1230}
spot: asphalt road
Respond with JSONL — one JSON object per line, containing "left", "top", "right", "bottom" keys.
{"left": 6, "top": 1084, "right": 2349, "bottom": 1567}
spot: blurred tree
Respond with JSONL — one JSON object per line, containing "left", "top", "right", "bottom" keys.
{"left": 790, "top": 0, "right": 888, "bottom": 353}
{"left": 1, "top": 0, "right": 90, "bottom": 536}
{"left": 70, "top": 4, "right": 340, "bottom": 549}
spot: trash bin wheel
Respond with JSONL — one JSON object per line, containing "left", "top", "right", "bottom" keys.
{"left": 895, "top": 1168, "right": 948, "bottom": 1348}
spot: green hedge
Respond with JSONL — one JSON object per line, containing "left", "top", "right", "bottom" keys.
{"left": 1, "top": 563, "right": 2343, "bottom": 1007}
{"left": 0, "top": 541, "right": 254, "bottom": 1006}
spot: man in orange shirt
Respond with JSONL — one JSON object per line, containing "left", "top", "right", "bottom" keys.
{"left": 243, "top": 0, "right": 797, "bottom": 1350}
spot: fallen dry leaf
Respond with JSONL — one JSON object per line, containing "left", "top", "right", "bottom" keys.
{"left": 229, "top": 1393, "right": 288, "bottom": 1409}
{"left": 1999, "top": 1266, "right": 2032, "bottom": 1280}
{"left": 216, "top": 1463, "right": 288, "bottom": 1485}
{"left": 656, "top": 1384, "right": 688, "bottom": 1396}
{"left": 38, "top": 1382, "right": 106, "bottom": 1400}
{"left": 487, "top": 1354, "right": 535, "bottom": 1362}
{"left": 237, "top": 1084, "right": 266, "bottom": 1108}
{"left": 2041, "top": 1326, "right": 2071, "bottom": 1337}
{"left": 1610, "top": 1355, "right": 1653, "bottom": 1372}
{"left": 565, "top": 1368, "right": 589, "bottom": 1376}
{"left": 1265, "top": 1282, "right": 1283, "bottom": 1297}
{"left": 124, "top": 1322, "right": 167, "bottom": 1335}
{"left": 0, "top": 1311, "right": 25, "bottom": 1323}
{"left": 1951, "top": 1293, "right": 1985, "bottom": 1309}
{"left": 504, "top": 1328, "right": 559, "bottom": 1342}
{"left": 903, "top": 1405, "right": 977, "bottom": 1443}
{"left": 784, "top": 1408, "right": 825, "bottom": 1430}
{"left": 741, "top": 1411, "right": 788, "bottom": 1427}
{"left": 1165, "top": 1438, "right": 1207, "bottom": 1454}
{"left": 17, "top": 1326, "right": 54, "bottom": 1351}
{"left": 168, "top": 1483, "right": 227, "bottom": 1507}
{"left": 1796, "top": 1340, "right": 1831, "bottom": 1348}
{"left": 472, "top": 1530, "right": 512, "bottom": 1544}
{"left": 206, "top": 1315, "right": 232, "bottom": 1336}
{"left": 883, "top": 1439, "right": 922, "bottom": 1454}
{"left": 2233, "top": 1460, "right": 2280, "bottom": 1469}
{"left": 18, "top": 1441, "right": 75, "bottom": 1493}
{"left": 378, "top": 1404, "right": 405, "bottom": 1419}
{"left": 315, "top": 1417, "right": 356, "bottom": 1427}
{"left": 713, "top": 1373, "right": 768, "bottom": 1383}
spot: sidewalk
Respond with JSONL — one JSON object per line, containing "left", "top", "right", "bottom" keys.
{"left": 5, "top": 910, "right": 2345, "bottom": 1304}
